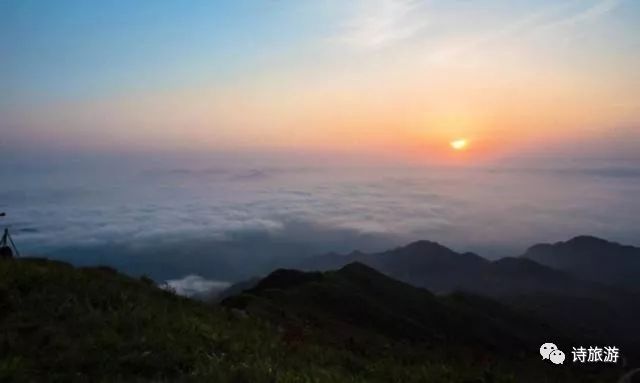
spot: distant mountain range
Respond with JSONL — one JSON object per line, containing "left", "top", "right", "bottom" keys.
{"left": 522, "top": 235, "right": 640, "bottom": 292}
{"left": 222, "top": 262, "right": 559, "bottom": 354}
{"left": 221, "top": 259, "right": 636, "bottom": 381}
{"left": 247, "top": 235, "right": 640, "bottom": 342}
{"left": 300, "top": 236, "right": 640, "bottom": 295}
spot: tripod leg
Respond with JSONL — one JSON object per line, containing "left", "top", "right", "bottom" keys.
{"left": 7, "top": 231, "right": 19, "bottom": 257}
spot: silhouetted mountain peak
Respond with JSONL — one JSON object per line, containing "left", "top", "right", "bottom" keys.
{"left": 338, "top": 261, "right": 380, "bottom": 275}
{"left": 492, "top": 257, "right": 556, "bottom": 274}
{"left": 568, "top": 235, "right": 612, "bottom": 244}
{"left": 522, "top": 235, "right": 640, "bottom": 291}
{"left": 524, "top": 235, "right": 636, "bottom": 260}
{"left": 528, "top": 235, "right": 623, "bottom": 254}
{"left": 386, "top": 240, "right": 488, "bottom": 267}
{"left": 222, "top": 260, "right": 571, "bottom": 357}
{"left": 398, "top": 240, "right": 454, "bottom": 254}
{"left": 302, "top": 235, "right": 640, "bottom": 295}
{"left": 564, "top": 235, "right": 624, "bottom": 250}
{"left": 252, "top": 268, "right": 323, "bottom": 291}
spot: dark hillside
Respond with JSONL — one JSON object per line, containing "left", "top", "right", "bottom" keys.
{"left": 522, "top": 236, "right": 640, "bottom": 291}
{"left": 0, "top": 257, "right": 626, "bottom": 382}
{"left": 224, "top": 263, "right": 624, "bottom": 381}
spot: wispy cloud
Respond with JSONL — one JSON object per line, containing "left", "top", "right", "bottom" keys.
{"left": 164, "top": 275, "right": 231, "bottom": 300}
{"left": 427, "top": 0, "right": 623, "bottom": 63}
{"left": 535, "top": 0, "right": 621, "bottom": 33}
{"left": 338, "top": 0, "right": 428, "bottom": 49}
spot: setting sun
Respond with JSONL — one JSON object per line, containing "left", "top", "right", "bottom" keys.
{"left": 450, "top": 139, "right": 468, "bottom": 151}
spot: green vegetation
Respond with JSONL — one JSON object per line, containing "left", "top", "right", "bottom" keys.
{"left": 0, "top": 258, "right": 620, "bottom": 382}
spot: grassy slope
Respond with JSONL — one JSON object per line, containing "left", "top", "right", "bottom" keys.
{"left": 1, "top": 258, "right": 299, "bottom": 382}
{"left": 223, "top": 263, "right": 621, "bottom": 383}
{"left": 0, "top": 258, "right": 620, "bottom": 382}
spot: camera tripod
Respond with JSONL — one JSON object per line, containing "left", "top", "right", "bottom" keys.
{"left": 0, "top": 212, "right": 19, "bottom": 258}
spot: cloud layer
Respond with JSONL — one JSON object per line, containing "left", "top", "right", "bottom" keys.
{"left": 3, "top": 157, "right": 640, "bottom": 281}
{"left": 163, "top": 275, "right": 231, "bottom": 300}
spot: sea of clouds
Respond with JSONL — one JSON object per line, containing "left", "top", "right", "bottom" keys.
{"left": 2, "top": 155, "right": 640, "bottom": 297}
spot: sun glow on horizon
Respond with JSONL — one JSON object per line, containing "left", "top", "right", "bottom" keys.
{"left": 450, "top": 139, "right": 468, "bottom": 151}
{"left": 3, "top": 1, "right": 639, "bottom": 159}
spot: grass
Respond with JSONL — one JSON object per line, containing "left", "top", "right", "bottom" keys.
{"left": 0, "top": 258, "right": 621, "bottom": 382}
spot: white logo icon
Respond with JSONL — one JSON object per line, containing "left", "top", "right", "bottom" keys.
{"left": 549, "top": 349, "right": 565, "bottom": 365}
{"left": 540, "top": 343, "right": 558, "bottom": 360}
{"left": 542, "top": 343, "right": 620, "bottom": 365}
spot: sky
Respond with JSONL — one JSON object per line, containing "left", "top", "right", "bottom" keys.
{"left": 2, "top": 1, "right": 640, "bottom": 289}
{"left": 2, "top": 0, "right": 640, "bottom": 163}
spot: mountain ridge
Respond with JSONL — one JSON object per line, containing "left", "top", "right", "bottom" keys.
{"left": 522, "top": 235, "right": 640, "bottom": 292}
{"left": 284, "top": 236, "right": 640, "bottom": 343}
{"left": 223, "top": 261, "right": 560, "bottom": 351}
{"left": 1, "top": 242, "right": 635, "bottom": 382}
{"left": 301, "top": 238, "right": 590, "bottom": 294}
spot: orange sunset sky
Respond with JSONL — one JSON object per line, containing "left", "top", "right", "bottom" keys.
{"left": 2, "top": 0, "right": 640, "bottom": 164}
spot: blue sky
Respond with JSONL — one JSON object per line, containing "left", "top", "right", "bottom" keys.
{"left": 1, "top": 1, "right": 639, "bottom": 160}
{"left": 1, "top": 1, "right": 337, "bottom": 101}
{"left": 5, "top": 0, "right": 638, "bottom": 102}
